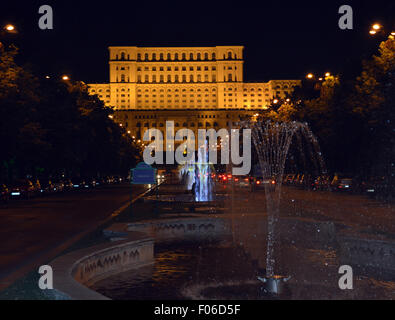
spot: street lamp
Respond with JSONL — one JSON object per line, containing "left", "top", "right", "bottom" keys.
{"left": 62, "top": 75, "right": 70, "bottom": 81}
{"left": 1, "top": 24, "right": 17, "bottom": 48}
{"left": 306, "top": 73, "right": 314, "bottom": 79}
{"left": 4, "top": 24, "right": 16, "bottom": 32}
{"left": 325, "top": 72, "right": 331, "bottom": 77}
{"left": 372, "top": 24, "right": 381, "bottom": 31}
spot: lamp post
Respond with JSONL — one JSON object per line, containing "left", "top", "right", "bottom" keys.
{"left": 0, "top": 24, "right": 17, "bottom": 49}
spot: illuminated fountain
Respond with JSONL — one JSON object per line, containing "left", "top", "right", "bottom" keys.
{"left": 247, "top": 120, "right": 325, "bottom": 293}
{"left": 180, "top": 140, "right": 215, "bottom": 202}
{"left": 145, "top": 140, "right": 223, "bottom": 212}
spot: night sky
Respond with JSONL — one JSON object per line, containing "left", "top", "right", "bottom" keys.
{"left": 1, "top": 0, "right": 394, "bottom": 83}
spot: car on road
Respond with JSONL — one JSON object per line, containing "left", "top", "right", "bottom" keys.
{"left": 51, "top": 179, "right": 65, "bottom": 193}
{"left": 38, "top": 180, "right": 56, "bottom": 195}
{"left": 234, "top": 176, "right": 252, "bottom": 188}
{"left": 62, "top": 179, "right": 74, "bottom": 191}
{"left": 9, "top": 179, "right": 36, "bottom": 199}
{"left": 312, "top": 175, "right": 331, "bottom": 191}
{"left": 252, "top": 176, "right": 276, "bottom": 191}
{"left": 332, "top": 178, "right": 353, "bottom": 192}
{"left": 218, "top": 173, "right": 233, "bottom": 184}
{"left": 71, "top": 178, "right": 87, "bottom": 190}
{"left": 85, "top": 177, "right": 100, "bottom": 188}
{"left": 360, "top": 176, "right": 385, "bottom": 197}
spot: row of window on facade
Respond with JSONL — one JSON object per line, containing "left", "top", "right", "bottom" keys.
{"left": 131, "top": 114, "right": 219, "bottom": 120}
{"left": 134, "top": 122, "right": 221, "bottom": 128}
{"left": 136, "top": 99, "right": 217, "bottom": 103}
{"left": 119, "top": 74, "right": 237, "bottom": 83}
{"left": 137, "top": 88, "right": 217, "bottom": 93}
{"left": 134, "top": 66, "right": 219, "bottom": 72}
{"left": 115, "top": 51, "right": 237, "bottom": 61}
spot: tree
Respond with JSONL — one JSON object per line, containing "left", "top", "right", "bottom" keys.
{"left": 0, "top": 45, "right": 141, "bottom": 182}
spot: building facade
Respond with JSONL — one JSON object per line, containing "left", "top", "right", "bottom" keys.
{"left": 88, "top": 46, "right": 301, "bottom": 142}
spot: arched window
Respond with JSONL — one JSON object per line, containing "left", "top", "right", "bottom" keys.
{"left": 160, "top": 75, "right": 164, "bottom": 82}
{"left": 228, "top": 51, "right": 232, "bottom": 59}
{"left": 145, "top": 75, "right": 149, "bottom": 82}
{"left": 137, "top": 75, "right": 141, "bottom": 83}
{"left": 182, "top": 53, "right": 186, "bottom": 60}
{"left": 137, "top": 53, "right": 141, "bottom": 61}
{"left": 190, "top": 74, "right": 194, "bottom": 82}
{"left": 167, "top": 75, "right": 172, "bottom": 82}
{"left": 152, "top": 53, "right": 156, "bottom": 60}
{"left": 212, "top": 52, "right": 216, "bottom": 60}
{"left": 160, "top": 53, "right": 164, "bottom": 60}
{"left": 228, "top": 74, "right": 232, "bottom": 82}
{"left": 174, "top": 53, "right": 178, "bottom": 60}
{"left": 121, "top": 52, "right": 125, "bottom": 60}
{"left": 190, "top": 53, "right": 194, "bottom": 60}
{"left": 175, "top": 75, "right": 179, "bottom": 82}
{"left": 167, "top": 53, "right": 171, "bottom": 60}
{"left": 204, "top": 53, "right": 208, "bottom": 60}
{"left": 121, "top": 74, "right": 125, "bottom": 82}
{"left": 144, "top": 53, "right": 148, "bottom": 60}
{"left": 182, "top": 75, "right": 186, "bottom": 82}
{"left": 197, "top": 53, "right": 201, "bottom": 60}
{"left": 197, "top": 75, "right": 201, "bottom": 82}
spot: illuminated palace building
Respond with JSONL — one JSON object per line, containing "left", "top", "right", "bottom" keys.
{"left": 88, "top": 46, "right": 301, "bottom": 141}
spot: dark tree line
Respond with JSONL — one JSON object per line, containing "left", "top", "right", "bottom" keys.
{"left": 0, "top": 45, "right": 141, "bottom": 182}
{"left": 265, "top": 37, "right": 395, "bottom": 198}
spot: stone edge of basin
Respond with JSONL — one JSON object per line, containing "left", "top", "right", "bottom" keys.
{"left": 45, "top": 216, "right": 227, "bottom": 300}
{"left": 46, "top": 230, "right": 154, "bottom": 300}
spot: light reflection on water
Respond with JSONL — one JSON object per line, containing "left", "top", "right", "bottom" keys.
{"left": 91, "top": 241, "right": 257, "bottom": 300}
{"left": 90, "top": 239, "right": 395, "bottom": 300}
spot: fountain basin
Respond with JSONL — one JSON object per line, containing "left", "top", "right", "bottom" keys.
{"left": 143, "top": 194, "right": 229, "bottom": 212}
{"left": 258, "top": 275, "right": 291, "bottom": 295}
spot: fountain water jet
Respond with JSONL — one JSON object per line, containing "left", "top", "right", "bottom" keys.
{"left": 179, "top": 140, "right": 215, "bottom": 202}
{"left": 243, "top": 120, "right": 326, "bottom": 293}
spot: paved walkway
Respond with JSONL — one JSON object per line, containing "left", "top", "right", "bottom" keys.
{"left": 0, "top": 184, "right": 150, "bottom": 291}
